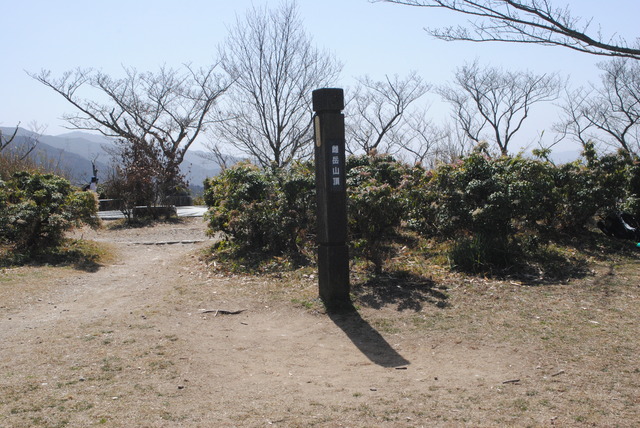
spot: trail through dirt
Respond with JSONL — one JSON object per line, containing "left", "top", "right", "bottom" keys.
{"left": 1, "top": 218, "right": 638, "bottom": 427}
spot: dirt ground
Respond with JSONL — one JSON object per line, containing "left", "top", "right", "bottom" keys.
{"left": 1, "top": 218, "right": 639, "bottom": 427}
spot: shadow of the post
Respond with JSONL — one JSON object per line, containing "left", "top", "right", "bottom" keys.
{"left": 328, "top": 304, "right": 410, "bottom": 368}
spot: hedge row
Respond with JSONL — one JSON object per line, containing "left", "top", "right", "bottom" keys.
{"left": 204, "top": 148, "right": 640, "bottom": 273}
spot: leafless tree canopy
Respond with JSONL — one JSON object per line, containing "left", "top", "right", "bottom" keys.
{"left": 30, "top": 64, "right": 231, "bottom": 192}
{"left": 399, "top": 114, "right": 453, "bottom": 167}
{"left": 431, "top": 122, "right": 475, "bottom": 165}
{"left": 346, "top": 72, "right": 430, "bottom": 156}
{"left": 560, "top": 59, "right": 640, "bottom": 156}
{"left": 377, "top": 0, "right": 640, "bottom": 60}
{"left": 438, "top": 61, "right": 562, "bottom": 155}
{"left": 215, "top": 1, "right": 341, "bottom": 169}
{"left": 555, "top": 87, "right": 595, "bottom": 150}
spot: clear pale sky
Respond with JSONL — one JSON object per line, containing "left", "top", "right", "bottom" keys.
{"left": 2, "top": 0, "right": 639, "bottom": 153}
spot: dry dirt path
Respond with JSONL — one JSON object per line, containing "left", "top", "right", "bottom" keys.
{"left": 1, "top": 219, "right": 638, "bottom": 427}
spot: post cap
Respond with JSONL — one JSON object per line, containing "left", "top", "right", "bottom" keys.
{"left": 312, "top": 88, "right": 344, "bottom": 112}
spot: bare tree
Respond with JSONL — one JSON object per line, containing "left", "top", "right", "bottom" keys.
{"left": 438, "top": 61, "right": 562, "bottom": 155}
{"left": 555, "top": 87, "right": 597, "bottom": 150}
{"left": 199, "top": 142, "right": 236, "bottom": 172}
{"left": 346, "top": 72, "right": 430, "bottom": 155}
{"left": 30, "top": 64, "right": 231, "bottom": 200}
{"left": 0, "top": 122, "right": 45, "bottom": 160}
{"left": 579, "top": 59, "right": 640, "bottom": 156}
{"left": 399, "top": 112, "right": 450, "bottom": 166}
{"left": 376, "top": 0, "right": 640, "bottom": 60}
{"left": 215, "top": 1, "right": 341, "bottom": 169}
{"left": 102, "top": 138, "right": 166, "bottom": 219}
{"left": 433, "top": 122, "right": 475, "bottom": 164}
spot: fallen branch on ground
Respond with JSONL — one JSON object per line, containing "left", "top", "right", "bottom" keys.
{"left": 199, "top": 309, "right": 247, "bottom": 316}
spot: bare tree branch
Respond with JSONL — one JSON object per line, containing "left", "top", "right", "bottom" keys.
{"left": 0, "top": 125, "right": 19, "bottom": 153}
{"left": 555, "top": 86, "right": 597, "bottom": 150}
{"left": 375, "top": 0, "right": 640, "bottom": 60}
{"left": 400, "top": 114, "right": 451, "bottom": 167}
{"left": 0, "top": 122, "right": 45, "bottom": 160}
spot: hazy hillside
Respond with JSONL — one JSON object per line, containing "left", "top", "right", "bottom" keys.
{"left": 1, "top": 127, "right": 224, "bottom": 190}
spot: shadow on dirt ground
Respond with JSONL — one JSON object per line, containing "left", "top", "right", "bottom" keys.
{"left": 328, "top": 307, "right": 410, "bottom": 368}
{"left": 352, "top": 270, "right": 449, "bottom": 311}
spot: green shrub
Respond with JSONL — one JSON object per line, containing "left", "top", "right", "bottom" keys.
{"left": 204, "top": 162, "right": 315, "bottom": 262}
{"left": 411, "top": 154, "right": 516, "bottom": 272}
{"left": 409, "top": 151, "right": 634, "bottom": 237}
{"left": 410, "top": 153, "right": 515, "bottom": 238}
{"left": 498, "top": 155, "right": 558, "bottom": 231}
{"left": 0, "top": 180, "right": 9, "bottom": 242}
{"left": 620, "top": 159, "right": 640, "bottom": 218}
{"left": 407, "top": 149, "right": 640, "bottom": 273}
{"left": 553, "top": 148, "right": 630, "bottom": 231}
{"left": 204, "top": 154, "right": 419, "bottom": 272}
{"left": 347, "top": 154, "right": 417, "bottom": 273}
{"left": 0, "top": 171, "right": 99, "bottom": 255}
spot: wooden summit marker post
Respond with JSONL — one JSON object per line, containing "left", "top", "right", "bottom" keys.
{"left": 312, "top": 88, "right": 351, "bottom": 310}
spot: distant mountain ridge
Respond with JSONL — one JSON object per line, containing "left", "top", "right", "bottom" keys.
{"left": 1, "top": 127, "right": 224, "bottom": 191}
{"left": 2, "top": 127, "right": 581, "bottom": 188}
